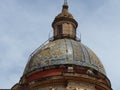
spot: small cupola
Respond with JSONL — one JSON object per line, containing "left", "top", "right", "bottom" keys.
{"left": 52, "top": 0, "right": 78, "bottom": 41}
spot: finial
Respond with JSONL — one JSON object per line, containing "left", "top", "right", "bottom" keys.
{"left": 64, "top": 0, "right": 68, "bottom": 6}
{"left": 63, "top": 0, "right": 68, "bottom": 10}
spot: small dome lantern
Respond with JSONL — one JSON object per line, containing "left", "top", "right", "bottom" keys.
{"left": 52, "top": 0, "right": 78, "bottom": 41}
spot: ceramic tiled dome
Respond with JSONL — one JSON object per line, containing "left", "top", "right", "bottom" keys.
{"left": 24, "top": 39, "right": 106, "bottom": 75}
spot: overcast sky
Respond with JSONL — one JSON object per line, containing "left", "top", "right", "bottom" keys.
{"left": 0, "top": 0, "right": 120, "bottom": 89}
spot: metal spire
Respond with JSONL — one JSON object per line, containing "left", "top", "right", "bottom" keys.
{"left": 63, "top": 0, "right": 68, "bottom": 10}
{"left": 64, "top": 0, "right": 68, "bottom": 6}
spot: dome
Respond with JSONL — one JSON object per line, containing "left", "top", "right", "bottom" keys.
{"left": 12, "top": 1, "right": 112, "bottom": 90}
{"left": 55, "top": 4, "right": 73, "bottom": 19}
{"left": 55, "top": 10, "right": 73, "bottom": 19}
{"left": 24, "top": 39, "right": 106, "bottom": 75}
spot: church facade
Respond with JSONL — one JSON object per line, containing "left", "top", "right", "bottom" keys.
{"left": 11, "top": 1, "right": 112, "bottom": 90}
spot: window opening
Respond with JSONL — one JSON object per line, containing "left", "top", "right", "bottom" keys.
{"left": 57, "top": 25, "right": 62, "bottom": 37}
